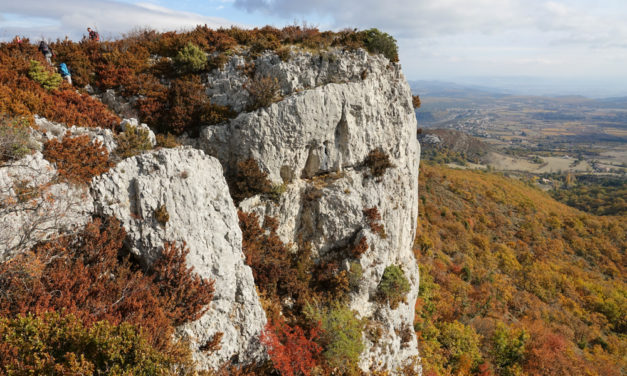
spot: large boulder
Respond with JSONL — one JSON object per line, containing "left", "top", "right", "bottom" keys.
{"left": 90, "top": 147, "right": 267, "bottom": 369}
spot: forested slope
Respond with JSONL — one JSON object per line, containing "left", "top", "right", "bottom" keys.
{"left": 414, "top": 163, "right": 626, "bottom": 376}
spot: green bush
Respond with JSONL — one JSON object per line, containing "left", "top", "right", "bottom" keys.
{"left": 155, "top": 133, "right": 181, "bottom": 148}
{"left": 362, "top": 28, "right": 399, "bottom": 62}
{"left": 377, "top": 265, "right": 410, "bottom": 309}
{"left": 490, "top": 323, "right": 528, "bottom": 376}
{"left": 304, "top": 301, "right": 364, "bottom": 374}
{"left": 0, "top": 312, "right": 182, "bottom": 375}
{"left": 28, "top": 60, "right": 62, "bottom": 90}
{"left": 348, "top": 262, "right": 363, "bottom": 291}
{"left": 438, "top": 321, "right": 483, "bottom": 372}
{"left": 0, "top": 118, "right": 35, "bottom": 162}
{"left": 115, "top": 125, "right": 153, "bottom": 158}
{"left": 173, "top": 43, "right": 207, "bottom": 74}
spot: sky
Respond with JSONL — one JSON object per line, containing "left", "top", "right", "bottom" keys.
{"left": 1, "top": 0, "right": 626, "bottom": 96}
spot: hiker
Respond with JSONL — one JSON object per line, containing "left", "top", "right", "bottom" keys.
{"left": 38, "top": 41, "right": 53, "bottom": 64}
{"left": 87, "top": 27, "right": 100, "bottom": 42}
{"left": 14, "top": 36, "right": 22, "bottom": 44}
{"left": 59, "top": 62, "right": 72, "bottom": 85}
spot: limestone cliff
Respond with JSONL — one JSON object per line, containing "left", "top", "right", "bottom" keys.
{"left": 201, "top": 48, "right": 421, "bottom": 373}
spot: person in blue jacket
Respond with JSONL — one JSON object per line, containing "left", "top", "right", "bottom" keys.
{"left": 58, "top": 62, "right": 72, "bottom": 85}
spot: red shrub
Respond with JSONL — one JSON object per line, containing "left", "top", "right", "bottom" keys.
{"left": 151, "top": 242, "right": 214, "bottom": 325}
{"left": 0, "top": 217, "right": 214, "bottom": 351}
{"left": 261, "top": 319, "right": 322, "bottom": 376}
{"left": 363, "top": 207, "right": 385, "bottom": 237}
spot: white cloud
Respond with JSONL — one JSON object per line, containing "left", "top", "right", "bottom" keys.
{"left": 233, "top": 0, "right": 627, "bottom": 46}
{"left": 0, "top": 0, "right": 240, "bottom": 41}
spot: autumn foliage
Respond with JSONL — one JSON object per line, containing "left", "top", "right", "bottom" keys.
{"left": 0, "top": 40, "right": 119, "bottom": 128}
{"left": 414, "top": 163, "right": 626, "bottom": 376}
{"left": 261, "top": 319, "right": 322, "bottom": 376}
{"left": 42, "top": 133, "right": 113, "bottom": 184}
{"left": 0, "top": 217, "right": 214, "bottom": 358}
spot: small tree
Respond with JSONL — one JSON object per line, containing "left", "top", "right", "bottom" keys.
{"left": 304, "top": 301, "right": 364, "bottom": 374}
{"left": 230, "top": 158, "right": 272, "bottom": 203}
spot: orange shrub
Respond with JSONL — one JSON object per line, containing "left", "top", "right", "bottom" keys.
{"left": 43, "top": 133, "right": 113, "bottom": 184}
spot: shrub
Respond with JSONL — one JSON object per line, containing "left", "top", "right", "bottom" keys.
{"left": 0, "top": 217, "right": 213, "bottom": 353}
{"left": 151, "top": 242, "right": 214, "bottom": 325}
{"left": 0, "top": 117, "right": 35, "bottom": 162}
{"left": 261, "top": 319, "right": 322, "bottom": 376}
{"left": 0, "top": 312, "right": 184, "bottom": 375}
{"left": 27, "top": 60, "right": 62, "bottom": 90}
{"left": 245, "top": 76, "right": 281, "bottom": 111}
{"left": 490, "top": 323, "right": 528, "bottom": 376}
{"left": 377, "top": 265, "right": 410, "bottom": 309}
{"left": 173, "top": 42, "right": 207, "bottom": 74}
{"left": 304, "top": 301, "right": 364, "bottom": 374}
{"left": 156, "top": 133, "right": 180, "bottom": 148}
{"left": 41, "top": 89, "right": 121, "bottom": 129}
{"left": 363, "top": 207, "right": 385, "bottom": 237}
{"left": 115, "top": 125, "right": 153, "bottom": 158}
{"left": 348, "top": 262, "right": 363, "bottom": 291}
{"left": 42, "top": 133, "right": 113, "bottom": 184}
{"left": 159, "top": 77, "right": 234, "bottom": 135}
{"left": 230, "top": 158, "right": 273, "bottom": 203}
{"left": 437, "top": 321, "right": 483, "bottom": 373}
{"left": 412, "top": 95, "right": 421, "bottom": 109}
{"left": 350, "top": 237, "right": 369, "bottom": 258}
{"left": 155, "top": 204, "right": 170, "bottom": 225}
{"left": 239, "top": 212, "right": 294, "bottom": 299}
{"left": 362, "top": 28, "right": 399, "bottom": 62}
{"left": 363, "top": 149, "right": 394, "bottom": 177}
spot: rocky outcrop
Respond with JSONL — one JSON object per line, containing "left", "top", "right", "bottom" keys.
{"left": 90, "top": 147, "right": 266, "bottom": 369}
{"left": 33, "top": 115, "right": 118, "bottom": 152}
{"left": 205, "top": 49, "right": 387, "bottom": 113}
{"left": 0, "top": 152, "right": 93, "bottom": 261}
{"left": 202, "top": 49, "right": 421, "bottom": 373}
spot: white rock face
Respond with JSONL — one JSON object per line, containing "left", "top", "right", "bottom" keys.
{"left": 0, "top": 152, "right": 94, "bottom": 261}
{"left": 205, "top": 49, "right": 387, "bottom": 113}
{"left": 90, "top": 147, "right": 266, "bottom": 370}
{"left": 204, "top": 50, "right": 421, "bottom": 374}
{"left": 34, "top": 115, "right": 118, "bottom": 152}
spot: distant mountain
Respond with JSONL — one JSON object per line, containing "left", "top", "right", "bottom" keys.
{"left": 409, "top": 80, "right": 508, "bottom": 98}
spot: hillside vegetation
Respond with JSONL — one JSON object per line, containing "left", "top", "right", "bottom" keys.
{"left": 414, "top": 163, "right": 626, "bottom": 376}
{"left": 1, "top": 25, "right": 397, "bottom": 135}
